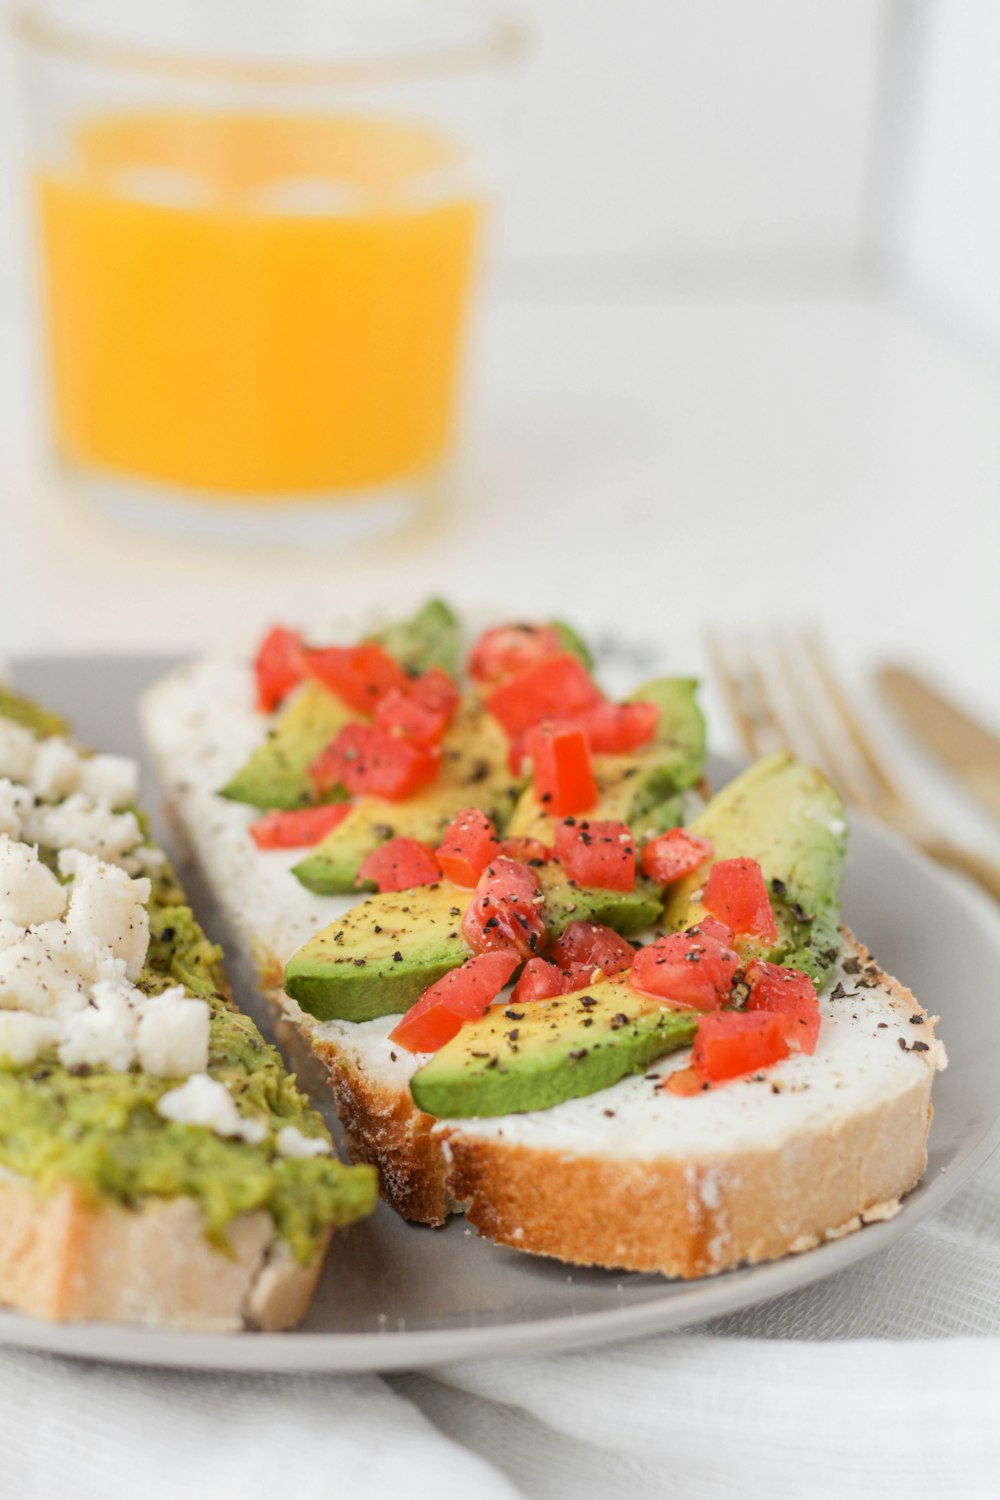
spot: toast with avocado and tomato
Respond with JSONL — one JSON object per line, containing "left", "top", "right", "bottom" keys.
{"left": 143, "top": 604, "right": 945, "bottom": 1277}
{"left": 0, "top": 684, "right": 376, "bottom": 1331}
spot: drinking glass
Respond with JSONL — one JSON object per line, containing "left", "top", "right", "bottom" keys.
{"left": 17, "top": 0, "right": 522, "bottom": 543}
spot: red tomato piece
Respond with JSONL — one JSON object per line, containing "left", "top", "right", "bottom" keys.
{"left": 373, "top": 688, "right": 450, "bottom": 748}
{"left": 468, "top": 624, "right": 563, "bottom": 685}
{"left": 526, "top": 721, "right": 598, "bottom": 817}
{"left": 388, "top": 951, "right": 519, "bottom": 1054}
{"left": 567, "top": 700, "right": 660, "bottom": 753}
{"left": 309, "top": 724, "right": 439, "bottom": 801}
{"left": 436, "top": 809, "right": 501, "bottom": 887}
{"left": 688, "top": 915, "right": 734, "bottom": 947}
{"left": 484, "top": 653, "right": 603, "bottom": 740}
{"left": 408, "top": 667, "right": 461, "bottom": 718}
{"left": 254, "top": 626, "right": 306, "bottom": 714}
{"left": 692, "top": 1011, "right": 789, "bottom": 1083}
{"left": 702, "top": 857, "right": 779, "bottom": 943}
{"left": 553, "top": 818, "right": 637, "bottom": 891}
{"left": 304, "top": 643, "right": 410, "bottom": 715}
{"left": 249, "top": 802, "right": 352, "bottom": 850}
{"left": 499, "top": 836, "right": 551, "bottom": 865}
{"left": 548, "top": 920, "right": 636, "bottom": 978}
{"left": 510, "top": 958, "right": 566, "bottom": 1006}
{"left": 355, "top": 836, "right": 442, "bottom": 893}
{"left": 746, "top": 960, "right": 821, "bottom": 1054}
{"left": 461, "top": 857, "right": 547, "bottom": 959}
{"left": 641, "top": 828, "right": 715, "bottom": 885}
{"left": 629, "top": 928, "right": 741, "bottom": 1010}
{"left": 663, "top": 1066, "right": 709, "bottom": 1097}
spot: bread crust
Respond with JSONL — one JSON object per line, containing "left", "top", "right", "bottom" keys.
{"left": 0, "top": 1177, "right": 326, "bottom": 1331}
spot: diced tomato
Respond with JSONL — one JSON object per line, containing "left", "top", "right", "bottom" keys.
{"left": 553, "top": 818, "right": 636, "bottom": 891}
{"left": 373, "top": 688, "right": 450, "bottom": 748}
{"left": 692, "top": 1011, "right": 789, "bottom": 1083}
{"left": 254, "top": 626, "right": 306, "bottom": 714}
{"left": 408, "top": 667, "right": 461, "bottom": 718}
{"left": 641, "top": 828, "right": 714, "bottom": 886}
{"left": 499, "top": 836, "right": 551, "bottom": 865}
{"left": 525, "top": 721, "right": 598, "bottom": 817}
{"left": 746, "top": 960, "right": 821, "bottom": 1054}
{"left": 436, "top": 809, "right": 501, "bottom": 887}
{"left": 388, "top": 951, "right": 519, "bottom": 1054}
{"left": 548, "top": 920, "right": 635, "bottom": 978}
{"left": 249, "top": 802, "right": 352, "bottom": 850}
{"left": 304, "top": 643, "right": 410, "bottom": 715}
{"left": 702, "top": 857, "right": 779, "bottom": 943}
{"left": 355, "top": 837, "right": 441, "bottom": 893}
{"left": 461, "top": 857, "right": 547, "bottom": 959}
{"left": 510, "top": 958, "right": 566, "bottom": 1006}
{"left": 507, "top": 738, "right": 528, "bottom": 777}
{"left": 663, "top": 1066, "right": 708, "bottom": 1097}
{"left": 485, "top": 654, "right": 603, "bottom": 740}
{"left": 468, "top": 624, "right": 563, "bottom": 685}
{"left": 566, "top": 700, "right": 660, "bottom": 754}
{"left": 688, "top": 915, "right": 734, "bottom": 947}
{"left": 629, "top": 928, "right": 741, "bottom": 1010}
{"left": 309, "top": 724, "right": 439, "bottom": 801}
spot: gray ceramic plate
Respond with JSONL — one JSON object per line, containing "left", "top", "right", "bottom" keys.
{"left": 1, "top": 654, "right": 999, "bottom": 1374}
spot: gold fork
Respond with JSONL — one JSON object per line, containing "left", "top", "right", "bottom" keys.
{"left": 707, "top": 626, "right": 1000, "bottom": 906}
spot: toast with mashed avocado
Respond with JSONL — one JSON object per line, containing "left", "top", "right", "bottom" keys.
{"left": 0, "top": 686, "right": 375, "bottom": 1331}
{"left": 142, "top": 607, "right": 945, "bottom": 1276}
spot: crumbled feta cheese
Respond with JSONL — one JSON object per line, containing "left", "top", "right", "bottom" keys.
{"left": 0, "top": 933, "right": 85, "bottom": 1018}
{"left": 0, "top": 779, "right": 32, "bottom": 841}
{"left": 0, "top": 1012, "right": 62, "bottom": 1066}
{"left": 62, "top": 857, "right": 150, "bottom": 980}
{"left": 0, "top": 839, "right": 68, "bottom": 926}
{"left": 58, "top": 979, "right": 140, "bottom": 1072}
{"left": 0, "top": 918, "right": 24, "bottom": 953}
{"left": 31, "top": 737, "right": 82, "bottom": 801}
{"left": 276, "top": 1125, "right": 331, "bottom": 1159}
{"left": 78, "top": 753, "right": 139, "bottom": 811}
{"left": 27, "top": 795, "right": 142, "bottom": 867}
{"left": 136, "top": 987, "right": 210, "bottom": 1078}
{"left": 32, "top": 920, "right": 128, "bottom": 989}
{"left": 0, "top": 720, "right": 37, "bottom": 783}
{"left": 156, "top": 1072, "right": 267, "bottom": 1142}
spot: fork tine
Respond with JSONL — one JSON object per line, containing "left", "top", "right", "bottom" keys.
{"left": 707, "top": 630, "right": 810, "bottom": 767}
{"left": 704, "top": 632, "right": 767, "bottom": 759}
{"left": 768, "top": 630, "right": 877, "bottom": 812}
{"left": 800, "top": 629, "right": 910, "bottom": 812}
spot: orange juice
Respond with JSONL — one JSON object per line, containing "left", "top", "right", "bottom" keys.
{"left": 37, "top": 111, "right": 482, "bottom": 498}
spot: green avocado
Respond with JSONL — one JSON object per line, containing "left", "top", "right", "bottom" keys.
{"left": 661, "top": 751, "right": 848, "bottom": 985}
{"left": 549, "top": 619, "right": 594, "bottom": 670}
{"left": 219, "top": 681, "right": 352, "bottom": 810}
{"left": 291, "top": 696, "right": 521, "bottom": 894}
{"left": 410, "top": 975, "right": 698, "bottom": 1118}
{"left": 0, "top": 685, "right": 68, "bottom": 738}
{"left": 283, "top": 865, "right": 663, "bottom": 1022}
{"left": 367, "top": 598, "right": 462, "bottom": 678}
{"left": 506, "top": 677, "right": 706, "bottom": 844}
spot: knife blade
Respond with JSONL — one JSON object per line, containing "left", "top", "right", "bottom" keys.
{"left": 877, "top": 664, "right": 1000, "bottom": 823}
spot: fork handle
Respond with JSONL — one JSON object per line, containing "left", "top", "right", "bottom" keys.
{"left": 916, "top": 837, "right": 1000, "bottom": 907}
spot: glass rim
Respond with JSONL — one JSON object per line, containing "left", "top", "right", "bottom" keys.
{"left": 13, "top": 1, "right": 525, "bottom": 88}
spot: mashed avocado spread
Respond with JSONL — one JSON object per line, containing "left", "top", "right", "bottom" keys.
{"left": 0, "top": 692, "right": 376, "bottom": 1263}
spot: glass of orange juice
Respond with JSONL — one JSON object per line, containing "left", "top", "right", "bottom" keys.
{"left": 18, "top": 1, "right": 522, "bottom": 542}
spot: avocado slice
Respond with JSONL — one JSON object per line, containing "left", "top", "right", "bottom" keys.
{"left": 367, "top": 599, "right": 461, "bottom": 678}
{"left": 410, "top": 975, "right": 698, "bottom": 1118}
{"left": 549, "top": 619, "right": 594, "bottom": 670}
{"left": 291, "top": 696, "right": 520, "bottom": 894}
{"left": 219, "top": 682, "right": 352, "bottom": 810}
{"left": 506, "top": 677, "right": 706, "bottom": 844}
{"left": 661, "top": 752, "right": 847, "bottom": 986}
{"left": 283, "top": 864, "right": 663, "bottom": 1022}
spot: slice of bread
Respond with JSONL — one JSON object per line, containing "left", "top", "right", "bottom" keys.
{"left": 0, "top": 683, "right": 376, "bottom": 1330}
{"left": 142, "top": 650, "right": 947, "bottom": 1276}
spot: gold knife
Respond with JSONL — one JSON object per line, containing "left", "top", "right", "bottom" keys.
{"left": 877, "top": 665, "right": 1000, "bottom": 823}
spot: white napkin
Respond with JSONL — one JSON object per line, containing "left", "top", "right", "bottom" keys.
{"left": 2, "top": 1142, "right": 1000, "bottom": 1500}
